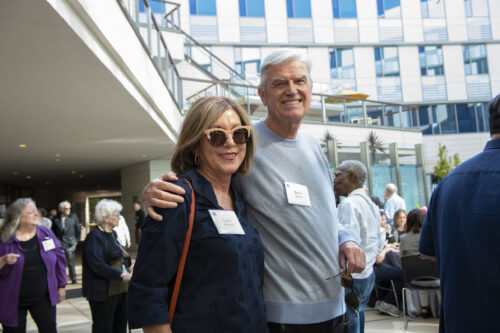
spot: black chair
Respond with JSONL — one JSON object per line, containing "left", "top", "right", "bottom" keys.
{"left": 373, "top": 279, "right": 399, "bottom": 310}
{"left": 401, "top": 255, "right": 440, "bottom": 330}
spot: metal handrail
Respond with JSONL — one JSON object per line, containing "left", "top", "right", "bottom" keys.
{"left": 117, "top": 0, "right": 183, "bottom": 110}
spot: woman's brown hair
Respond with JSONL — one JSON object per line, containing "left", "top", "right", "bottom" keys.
{"left": 171, "top": 96, "right": 255, "bottom": 176}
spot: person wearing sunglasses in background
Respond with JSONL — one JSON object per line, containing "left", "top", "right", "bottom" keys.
{"left": 334, "top": 161, "right": 383, "bottom": 333}
{"left": 142, "top": 49, "right": 366, "bottom": 332}
{"left": 128, "top": 96, "right": 267, "bottom": 333}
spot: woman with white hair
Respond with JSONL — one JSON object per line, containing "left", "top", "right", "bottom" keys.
{"left": 334, "top": 160, "right": 383, "bottom": 333}
{"left": 82, "top": 199, "right": 131, "bottom": 333}
{"left": 0, "top": 198, "right": 67, "bottom": 332}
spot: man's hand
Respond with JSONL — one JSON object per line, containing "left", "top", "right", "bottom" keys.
{"left": 339, "top": 241, "right": 366, "bottom": 274}
{"left": 143, "top": 172, "right": 185, "bottom": 221}
{"left": 57, "top": 288, "right": 66, "bottom": 303}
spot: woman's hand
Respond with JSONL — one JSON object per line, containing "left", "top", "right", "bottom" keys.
{"left": 57, "top": 288, "right": 66, "bottom": 303}
{"left": 121, "top": 272, "right": 131, "bottom": 282}
{"left": 0, "top": 253, "right": 20, "bottom": 269}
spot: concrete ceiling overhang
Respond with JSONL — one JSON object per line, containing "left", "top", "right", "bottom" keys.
{"left": 0, "top": 0, "right": 176, "bottom": 190}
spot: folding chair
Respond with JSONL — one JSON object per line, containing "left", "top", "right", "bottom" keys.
{"left": 401, "top": 255, "right": 440, "bottom": 330}
{"left": 374, "top": 279, "right": 399, "bottom": 310}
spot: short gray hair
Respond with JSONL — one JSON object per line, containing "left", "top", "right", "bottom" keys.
{"left": 0, "top": 198, "right": 35, "bottom": 242}
{"left": 385, "top": 183, "right": 398, "bottom": 195}
{"left": 59, "top": 200, "right": 71, "bottom": 210}
{"left": 94, "top": 199, "right": 122, "bottom": 224}
{"left": 338, "top": 160, "right": 368, "bottom": 187}
{"left": 259, "top": 49, "right": 312, "bottom": 89}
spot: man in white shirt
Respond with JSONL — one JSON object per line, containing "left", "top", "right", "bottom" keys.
{"left": 335, "top": 161, "right": 383, "bottom": 333}
{"left": 383, "top": 183, "right": 406, "bottom": 226}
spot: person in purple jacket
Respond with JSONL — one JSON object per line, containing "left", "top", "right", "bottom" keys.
{"left": 0, "top": 198, "right": 67, "bottom": 332}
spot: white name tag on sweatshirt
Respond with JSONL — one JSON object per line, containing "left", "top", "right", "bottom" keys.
{"left": 285, "top": 182, "right": 311, "bottom": 207}
{"left": 42, "top": 238, "right": 56, "bottom": 251}
{"left": 209, "top": 210, "right": 245, "bottom": 235}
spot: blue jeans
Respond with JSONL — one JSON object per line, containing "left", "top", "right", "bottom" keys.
{"left": 345, "top": 272, "right": 375, "bottom": 333}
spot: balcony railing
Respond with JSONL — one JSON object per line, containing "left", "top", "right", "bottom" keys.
{"left": 117, "top": 0, "right": 183, "bottom": 111}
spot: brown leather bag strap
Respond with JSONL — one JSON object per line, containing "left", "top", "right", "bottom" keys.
{"left": 168, "top": 179, "right": 195, "bottom": 324}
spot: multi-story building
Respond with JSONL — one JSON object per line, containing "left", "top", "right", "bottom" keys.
{"left": 1, "top": 0, "right": 497, "bottom": 238}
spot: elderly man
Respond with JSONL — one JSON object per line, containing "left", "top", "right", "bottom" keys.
{"left": 383, "top": 183, "right": 406, "bottom": 226}
{"left": 419, "top": 94, "right": 500, "bottom": 332}
{"left": 52, "top": 201, "right": 81, "bottom": 284}
{"left": 334, "top": 160, "right": 383, "bottom": 333}
{"left": 143, "top": 49, "right": 366, "bottom": 332}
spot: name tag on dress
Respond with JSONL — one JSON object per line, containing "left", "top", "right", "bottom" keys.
{"left": 285, "top": 182, "right": 311, "bottom": 207}
{"left": 208, "top": 210, "right": 245, "bottom": 235}
{"left": 42, "top": 238, "right": 56, "bottom": 251}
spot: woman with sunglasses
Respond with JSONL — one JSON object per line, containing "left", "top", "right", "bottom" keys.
{"left": 128, "top": 96, "right": 267, "bottom": 333}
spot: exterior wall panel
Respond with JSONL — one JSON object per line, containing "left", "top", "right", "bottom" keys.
{"left": 443, "top": 45, "right": 467, "bottom": 100}
{"left": 399, "top": 46, "right": 423, "bottom": 102}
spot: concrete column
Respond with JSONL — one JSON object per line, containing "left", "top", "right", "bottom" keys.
{"left": 121, "top": 159, "right": 171, "bottom": 249}
{"left": 360, "top": 141, "right": 373, "bottom": 195}
{"left": 327, "top": 139, "right": 339, "bottom": 168}
{"left": 415, "top": 144, "right": 430, "bottom": 205}
{"left": 389, "top": 143, "right": 402, "bottom": 196}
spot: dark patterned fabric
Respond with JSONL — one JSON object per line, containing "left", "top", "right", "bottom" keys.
{"left": 128, "top": 168, "right": 267, "bottom": 332}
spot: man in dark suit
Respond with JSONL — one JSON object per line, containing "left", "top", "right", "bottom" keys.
{"left": 133, "top": 201, "right": 145, "bottom": 245}
{"left": 52, "top": 200, "right": 81, "bottom": 284}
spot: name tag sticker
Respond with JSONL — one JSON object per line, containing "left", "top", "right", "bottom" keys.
{"left": 42, "top": 238, "right": 56, "bottom": 251}
{"left": 285, "top": 182, "right": 311, "bottom": 207}
{"left": 209, "top": 210, "right": 245, "bottom": 235}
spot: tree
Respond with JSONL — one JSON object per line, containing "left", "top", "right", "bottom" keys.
{"left": 432, "top": 144, "right": 461, "bottom": 182}
{"left": 366, "top": 130, "right": 384, "bottom": 163}
{"left": 320, "top": 130, "right": 341, "bottom": 154}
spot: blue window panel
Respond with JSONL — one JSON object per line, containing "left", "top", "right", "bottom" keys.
{"left": 456, "top": 103, "right": 477, "bottom": 133}
{"left": 431, "top": 106, "right": 439, "bottom": 134}
{"left": 330, "top": 49, "right": 338, "bottom": 78}
{"left": 239, "top": 0, "right": 246, "bottom": 16}
{"left": 411, "top": 108, "right": 419, "bottom": 128}
{"left": 476, "top": 103, "right": 486, "bottom": 132}
{"left": 140, "top": 1, "right": 165, "bottom": 13}
{"left": 288, "top": 0, "right": 311, "bottom": 18}
{"left": 385, "top": 0, "right": 400, "bottom": 11}
{"left": 190, "top": 0, "right": 197, "bottom": 15}
{"left": 197, "top": 0, "right": 216, "bottom": 15}
{"left": 419, "top": 106, "right": 432, "bottom": 135}
{"left": 332, "top": 0, "right": 340, "bottom": 18}
{"left": 437, "top": 105, "right": 457, "bottom": 134}
{"left": 287, "top": 0, "right": 294, "bottom": 18}
{"left": 377, "top": 0, "right": 385, "bottom": 16}
{"left": 247, "top": 0, "right": 265, "bottom": 17}
{"left": 333, "top": 0, "right": 357, "bottom": 18}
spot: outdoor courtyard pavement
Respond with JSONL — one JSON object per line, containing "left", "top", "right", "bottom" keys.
{"left": 27, "top": 297, "right": 438, "bottom": 332}
{"left": 24, "top": 253, "right": 438, "bottom": 332}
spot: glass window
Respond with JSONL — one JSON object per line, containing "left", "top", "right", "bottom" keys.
{"left": 419, "top": 46, "right": 444, "bottom": 76}
{"left": 140, "top": 1, "right": 165, "bottom": 13}
{"left": 190, "top": 0, "right": 216, "bottom": 15}
{"left": 374, "top": 47, "right": 399, "bottom": 77}
{"left": 456, "top": 103, "right": 477, "bottom": 133}
{"left": 421, "top": 0, "right": 444, "bottom": 18}
{"left": 465, "top": 0, "right": 489, "bottom": 17}
{"left": 419, "top": 106, "right": 432, "bottom": 134}
{"left": 329, "top": 48, "right": 355, "bottom": 79}
{"left": 287, "top": 0, "right": 312, "bottom": 18}
{"left": 463, "top": 45, "right": 488, "bottom": 75}
{"left": 234, "top": 48, "right": 261, "bottom": 79}
{"left": 377, "top": 0, "right": 401, "bottom": 18}
{"left": 239, "top": 0, "right": 265, "bottom": 17}
{"left": 332, "top": 0, "right": 357, "bottom": 18}
{"left": 476, "top": 103, "right": 487, "bottom": 132}
{"left": 436, "top": 104, "right": 457, "bottom": 134}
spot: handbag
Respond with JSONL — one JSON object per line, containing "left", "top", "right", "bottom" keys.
{"left": 168, "top": 179, "right": 195, "bottom": 324}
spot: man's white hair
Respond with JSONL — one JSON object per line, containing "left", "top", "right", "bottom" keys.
{"left": 94, "top": 199, "right": 123, "bottom": 224}
{"left": 58, "top": 200, "right": 71, "bottom": 210}
{"left": 259, "top": 49, "right": 312, "bottom": 89}
{"left": 385, "top": 183, "right": 398, "bottom": 195}
{"left": 338, "top": 160, "right": 368, "bottom": 187}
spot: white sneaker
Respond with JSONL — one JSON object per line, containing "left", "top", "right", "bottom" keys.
{"left": 375, "top": 301, "right": 401, "bottom": 317}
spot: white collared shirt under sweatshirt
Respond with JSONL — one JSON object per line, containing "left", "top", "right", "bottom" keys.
{"left": 337, "top": 188, "right": 383, "bottom": 279}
